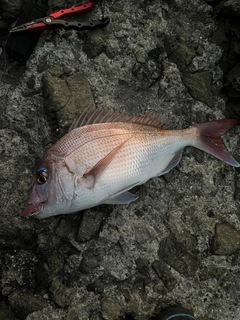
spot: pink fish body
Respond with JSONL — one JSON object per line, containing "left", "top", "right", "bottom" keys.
{"left": 20, "top": 108, "right": 240, "bottom": 219}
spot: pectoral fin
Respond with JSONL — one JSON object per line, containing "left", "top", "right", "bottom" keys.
{"left": 83, "top": 139, "right": 129, "bottom": 188}
{"left": 104, "top": 191, "right": 138, "bottom": 205}
{"left": 103, "top": 181, "right": 140, "bottom": 204}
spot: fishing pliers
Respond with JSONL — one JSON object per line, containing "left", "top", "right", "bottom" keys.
{"left": 10, "top": 1, "right": 110, "bottom": 33}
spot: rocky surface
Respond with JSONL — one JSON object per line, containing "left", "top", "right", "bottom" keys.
{"left": 1, "top": 0, "right": 240, "bottom": 319}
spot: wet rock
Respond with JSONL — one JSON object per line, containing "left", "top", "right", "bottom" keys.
{"left": 135, "top": 257, "right": 150, "bottom": 276}
{"left": 37, "top": 231, "right": 60, "bottom": 252}
{"left": 26, "top": 75, "right": 35, "bottom": 89}
{"left": 79, "top": 248, "right": 102, "bottom": 273}
{"left": 8, "top": 289, "right": 47, "bottom": 320}
{"left": 224, "top": 34, "right": 240, "bottom": 72}
{"left": 132, "top": 60, "right": 162, "bottom": 88}
{"left": 182, "top": 71, "right": 214, "bottom": 107}
{"left": 151, "top": 260, "right": 177, "bottom": 291}
{"left": 202, "top": 0, "right": 219, "bottom": 4}
{"left": 63, "top": 307, "right": 83, "bottom": 320}
{"left": 165, "top": 40, "right": 196, "bottom": 71}
{"left": 225, "top": 63, "right": 240, "bottom": 97}
{"left": 211, "top": 222, "right": 240, "bottom": 255}
{"left": 55, "top": 217, "right": 79, "bottom": 238}
{"left": 0, "top": 20, "right": 10, "bottom": 33}
{"left": 0, "top": 116, "right": 8, "bottom": 130}
{"left": 46, "top": 249, "right": 65, "bottom": 279}
{"left": 0, "top": 300, "right": 17, "bottom": 320}
{"left": 234, "top": 174, "right": 240, "bottom": 200}
{"left": 82, "top": 29, "right": 108, "bottom": 59}
{"left": 49, "top": 278, "right": 76, "bottom": 308}
{"left": 101, "top": 296, "right": 125, "bottom": 320}
{"left": 36, "top": 259, "right": 50, "bottom": 293}
{"left": 148, "top": 46, "right": 164, "bottom": 61}
{"left": 1, "top": 250, "right": 38, "bottom": 291}
{"left": 198, "top": 265, "right": 226, "bottom": 281}
{"left": 0, "top": 217, "right": 35, "bottom": 250}
{"left": 8, "top": 64, "right": 27, "bottom": 77}
{"left": 230, "top": 23, "right": 240, "bottom": 41}
{"left": 220, "top": 270, "right": 240, "bottom": 301}
{"left": 36, "top": 56, "right": 50, "bottom": 73}
{"left": 76, "top": 209, "right": 105, "bottom": 242}
{"left": 2, "top": 73, "right": 20, "bottom": 86}
{"left": 158, "top": 232, "right": 199, "bottom": 277}
{"left": 152, "top": 281, "right": 167, "bottom": 296}
{"left": 223, "top": 0, "right": 240, "bottom": 17}
{"left": 135, "top": 49, "right": 148, "bottom": 64}
{"left": 0, "top": 0, "right": 22, "bottom": 21}
{"left": 42, "top": 67, "right": 95, "bottom": 136}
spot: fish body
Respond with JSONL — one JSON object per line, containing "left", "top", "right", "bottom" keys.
{"left": 20, "top": 108, "right": 240, "bottom": 219}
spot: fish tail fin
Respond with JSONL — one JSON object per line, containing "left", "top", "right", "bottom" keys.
{"left": 193, "top": 119, "right": 240, "bottom": 167}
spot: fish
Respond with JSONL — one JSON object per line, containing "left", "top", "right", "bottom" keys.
{"left": 20, "top": 107, "right": 240, "bottom": 219}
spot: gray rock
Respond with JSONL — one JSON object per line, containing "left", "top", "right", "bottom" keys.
{"left": 234, "top": 174, "right": 240, "bottom": 200}
{"left": 135, "top": 49, "right": 148, "bottom": 64}
{"left": 42, "top": 67, "right": 95, "bottom": 136}
{"left": 165, "top": 40, "right": 196, "bottom": 71}
{"left": 230, "top": 23, "right": 240, "bottom": 41}
{"left": 0, "top": 119, "right": 8, "bottom": 129}
{"left": 0, "top": 0, "right": 22, "bottom": 21}
{"left": 135, "top": 257, "right": 150, "bottom": 276}
{"left": 158, "top": 233, "right": 199, "bottom": 277}
{"left": 152, "top": 260, "right": 177, "bottom": 291}
{"left": 202, "top": 0, "right": 217, "bottom": 4}
{"left": 198, "top": 264, "right": 226, "bottom": 281}
{"left": 182, "top": 71, "right": 214, "bottom": 107}
{"left": 220, "top": 270, "right": 240, "bottom": 301}
{"left": 8, "top": 289, "right": 47, "bottom": 319}
{"left": 55, "top": 217, "right": 79, "bottom": 238}
{"left": 211, "top": 222, "right": 240, "bottom": 255}
{"left": 224, "top": 0, "right": 240, "bottom": 17}
{"left": 132, "top": 60, "right": 162, "bottom": 88}
{"left": 79, "top": 248, "right": 102, "bottom": 274}
{"left": 0, "top": 300, "right": 16, "bottom": 320}
{"left": 226, "top": 63, "right": 240, "bottom": 98}
{"left": 76, "top": 209, "right": 105, "bottom": 242}
{"left": 83, "top": 29, "right": 108, "bottom": 59}
{"left": 46, "top": 249, "right": 65, "bottom": 279}
{"left": 101, "top": 296, "right": 125, "bottom": 320}
{"left": 2, "top": 73, "right": 20, "bottom": 86}
{"left": 0, "top": 216, "right": 34, "bottom": 250}
{"left": 49, "top": 278, "right": 76, "bottom": 308}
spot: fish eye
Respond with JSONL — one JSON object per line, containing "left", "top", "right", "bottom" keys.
{"left": 37, "top": 175, "right": 47, "bottom": 184}
{"left": 36, "top": 167, "right": 48, "bottom": 185}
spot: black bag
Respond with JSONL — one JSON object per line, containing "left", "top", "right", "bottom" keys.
{"left": 5, "top": 0, "right": 49, "bottom": 62}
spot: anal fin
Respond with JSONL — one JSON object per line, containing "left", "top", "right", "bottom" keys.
{"left": 103, "top": 181, "right": 140, "bottom": 204}
{"left": 157, "top": 149, "right": 183, "bottom": 176}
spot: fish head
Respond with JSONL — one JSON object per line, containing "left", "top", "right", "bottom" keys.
{"left": 20, "top": 160, "right": 74, "bottom": 219}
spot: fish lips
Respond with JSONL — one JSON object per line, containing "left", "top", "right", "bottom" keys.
{"left": 20, "top": 202, "right": 43, "bottom": 218}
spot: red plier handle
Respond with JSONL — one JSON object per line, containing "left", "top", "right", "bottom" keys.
{"left": 10, "top": 2, "right": 109, "bottom": 33}
{"left": 50, "top": 1, "right": 94, "bottom": 20}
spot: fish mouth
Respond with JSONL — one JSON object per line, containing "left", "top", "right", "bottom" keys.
{"left": 20, "top": 203, "right": 43, "bottom": 218}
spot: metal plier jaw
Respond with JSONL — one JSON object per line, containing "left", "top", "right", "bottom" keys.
{"left": 10, "top": 2, "right": 110, "bottom": 33}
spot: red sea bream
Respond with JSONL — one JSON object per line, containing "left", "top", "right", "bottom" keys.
{"left": 20, "top": 108, "right": 240, "bottom": 219}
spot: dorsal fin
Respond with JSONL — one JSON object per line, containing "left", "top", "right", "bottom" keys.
{"left": 69, "top": 107, "right": 168, "bottom": 132}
